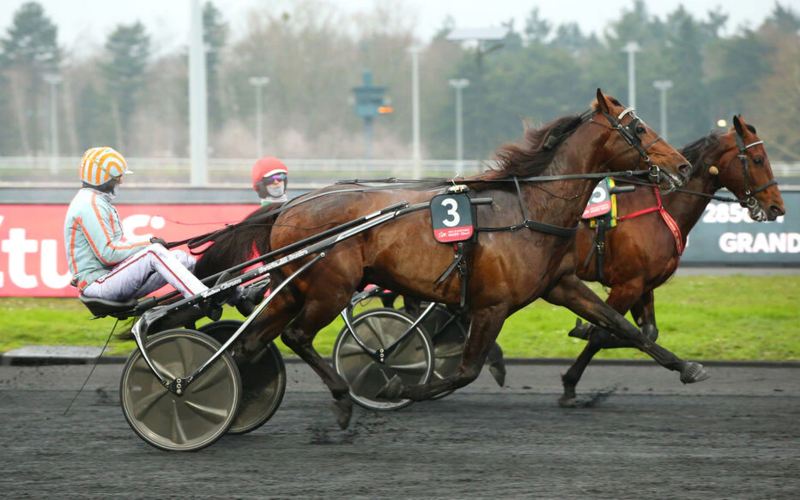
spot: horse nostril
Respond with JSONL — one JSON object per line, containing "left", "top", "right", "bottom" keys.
{"left": 678, "top": 164, "right": 691, "bottom": 176}
{"left": 770, "top": 205, "right": 786, "bottom": 218}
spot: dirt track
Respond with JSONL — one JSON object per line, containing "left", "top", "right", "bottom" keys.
{"left": 1, "top": 361, "right": 797, "bottom": 499}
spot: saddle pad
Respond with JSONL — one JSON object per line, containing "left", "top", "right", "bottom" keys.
{"left": 430, "top": 193, "right": 474, "bottom": 243}
{"left": 582, "top": 178, "right": 617, "bottom": 227}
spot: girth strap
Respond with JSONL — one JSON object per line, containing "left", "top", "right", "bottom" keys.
{"left": 434, "top": 242, "right": 470, "bottom": 308}
{"left": 583, "top": 215, "right": 611, "bottom": 281}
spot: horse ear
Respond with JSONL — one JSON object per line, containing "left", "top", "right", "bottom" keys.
{"left": 733, "top": 115, "right": 745, "bottom": 137}
{"left": 596, "top": 88, "right": 611, "bottom": 114}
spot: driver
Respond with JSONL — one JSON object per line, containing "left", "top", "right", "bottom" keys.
{"left": 251, "top": 157, "right": 289, "bottom": 205}
{"left": 64, "top": 147, "right": 265, "bottom": 316}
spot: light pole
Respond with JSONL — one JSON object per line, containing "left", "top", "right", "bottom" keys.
{"left": 621, "top": 41, "right": 641, "bottom": 109}
{"left": 249, "top": 76, "right": 270, "bottom": 158}
{"left": 446, "top": 28, "right": 507, "bottom": 160}
{"left": 43, "top": 73, "right": 62, "bottom": 174}
{"left": 189, "top": 0, "right": 208, "bottom": 186}
{"left": 408, "top": 46, "right": 422, "bottom": 179}
{"left": 652, "top": 80, "right": 673, "bottom": 141}
{"left": 448, "top": 78, "right": 470, "bottom": 171}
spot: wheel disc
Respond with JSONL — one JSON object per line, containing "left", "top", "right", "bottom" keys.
{"left": 119, "top": 329, "right": 241, "bottom": 451}
{"left": 422, "top": 305, "right": 468, "bottom": 399}
{"left": 199, "top": 320, "right": 286, "bottom": 434}
{"left": 334, "top": 308, "right": 434, "bottom": 411}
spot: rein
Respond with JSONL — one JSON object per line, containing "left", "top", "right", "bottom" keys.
{"left": 173, "top": 107, "right": 682, "bottom": 247}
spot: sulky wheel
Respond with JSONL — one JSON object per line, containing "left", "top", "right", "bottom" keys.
{"left": 198, "top": 320, "right": 286, "bottom": 435}
{"left": 119, "top": 329, "right": 241, "bottom": 452}
{"left": 420, "top": 304, "right": 469, "bottom": 400}
{"left": 334, "top": 307, "right": 434, "bottom": 411}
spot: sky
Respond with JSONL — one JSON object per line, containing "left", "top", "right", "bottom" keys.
{"left": 0, "top": 0, "right": 792, "bottom": 57}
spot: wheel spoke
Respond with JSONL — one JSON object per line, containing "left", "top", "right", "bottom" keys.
{"left": 132, "top": 385, "right": 169, "bottom": 421}
{"left": 338, "top": 342, "right": 372, "bottom": 358}
{"left": 362, "top": 318, "right": 388, "bottom": 348}
{"left": 187, "top": 361, "right": 227, "bottom": 394}
{"left": 171, "top": 400, "right": 189, "bottom": 444}
{"left": 184, "top": 400, "right": 229, "bottom": 424}
{"left": 349, "top": 361, "right": 375, "bottom": 390}
{"left": 387, "top": 360, "right": 428, "bottom": 373}
{"left": 174, "top": 338, "right": 195, "bottom": 376}
{"left": 151, "top": 358, "right": 179, "bottom": 381}
{"left": 435, "top": 346, "right": 463, "bottom": 358}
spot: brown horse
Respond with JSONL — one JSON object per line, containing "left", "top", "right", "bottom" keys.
{"left": 560, "top": 114, "right": 786, "bottom": 406}
{"left": 198, "top": 89, "right": 700, "bottom": 429}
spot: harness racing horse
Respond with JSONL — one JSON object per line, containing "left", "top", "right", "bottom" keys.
{"left": 198, "top": 89, "right": 700, "bottom": 429}
{"left": 559, "top": 114, "right": 786, "bottom": 406}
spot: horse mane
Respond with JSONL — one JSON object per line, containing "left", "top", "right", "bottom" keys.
{"left": 487, "top": 114, "right": 584, "bottom": 178}
{"left": 485, "top": 102, "right": 605, "bottom": 179}
{"left": 680, "top": 133, "right": 721, "bottom": 169}
{"left": 679, "top": 122, "right": 757, "bottom": 174}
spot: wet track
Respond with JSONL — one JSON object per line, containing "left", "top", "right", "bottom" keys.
{"left": 1, "top": 361, "right": 798, "bottom": 499}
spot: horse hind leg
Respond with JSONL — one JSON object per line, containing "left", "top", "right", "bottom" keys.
{"left": 280, "top": 298, "right": 354, "bottom": 430}
{"left": 381, "top": 304, "right": 508, "bottom": 401}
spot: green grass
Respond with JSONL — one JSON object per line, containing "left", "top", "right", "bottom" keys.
{"left": 1, "top": 275, "right": 798, "bottom": 360}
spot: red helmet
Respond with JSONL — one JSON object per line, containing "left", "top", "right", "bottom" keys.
{"left": 251, "top": 157, "right": 288, "bottom": 186}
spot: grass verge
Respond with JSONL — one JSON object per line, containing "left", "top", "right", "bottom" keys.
{"left": 0, "top": 275, "right": 797, "bottom": 360}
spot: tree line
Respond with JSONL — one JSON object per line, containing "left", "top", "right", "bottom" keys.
{"left": 0, "top": 0, "right": 797, "bottom": 162}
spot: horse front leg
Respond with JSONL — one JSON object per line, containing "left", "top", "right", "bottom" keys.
{"left": 546, "top": 273, "right": 709, "bottom": 384}
{"left": 381, "top": 304, "right": 508, "bottom": 401}
{"left": 558, "top": 280, "right": 645, "bottom": 407}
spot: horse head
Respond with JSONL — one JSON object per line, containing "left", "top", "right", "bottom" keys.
{"left": 708, "top": 115, "right": 785, "bottom": 221}
{"left": 593, "top": 88, "right": 692, "bottom": 190}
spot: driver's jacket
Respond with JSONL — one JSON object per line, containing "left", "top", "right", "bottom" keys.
{"left": 63, "top": 188, "right": 150, "bottom": 290}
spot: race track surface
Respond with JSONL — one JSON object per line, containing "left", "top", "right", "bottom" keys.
{"left": 1, "top": 361, "right": 797, "bottom": 499}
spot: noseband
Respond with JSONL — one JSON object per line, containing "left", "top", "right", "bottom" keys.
{"left": 733, "top": 132, "right": 778, "bottom": 211}
{"left": 594, "top": 107, "right": 683, "bottom": 190}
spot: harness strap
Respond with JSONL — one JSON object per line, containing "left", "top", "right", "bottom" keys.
{"left": 616, "top": 184, "right": 684, "bottom": 256}
{"left": 477, "top": 220, "right": 579, "bottom": 237}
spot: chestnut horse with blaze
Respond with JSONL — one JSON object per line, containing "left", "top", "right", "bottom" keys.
{"left": 559, "top": 114, "right": 785, "bottom": 405}
{"left": 198, "top": 90, "right": 702, "bottom": 429}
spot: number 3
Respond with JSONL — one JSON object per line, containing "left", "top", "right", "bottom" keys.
{"left": 441, "top": 198, "right": 460, "bottom": 227}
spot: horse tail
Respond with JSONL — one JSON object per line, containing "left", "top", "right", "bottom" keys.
{"left": 194, "top": 203, "right": 284, "bottom": 279}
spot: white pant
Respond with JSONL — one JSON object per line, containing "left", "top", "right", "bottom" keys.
{"left": 82, "top": 244, "right": 207, "bottom": 301}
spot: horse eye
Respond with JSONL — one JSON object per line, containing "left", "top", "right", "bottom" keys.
{"left": 754, "top": 157, "right": 764, "bottom": 165}
{"left": 636, "top": 125, "right": 646, "bottom": 134}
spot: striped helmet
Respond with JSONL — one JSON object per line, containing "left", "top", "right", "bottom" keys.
{"left": 79, "top": 147, "right": 132, "bottom": 186}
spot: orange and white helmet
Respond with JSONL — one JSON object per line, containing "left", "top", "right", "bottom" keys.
{"left": 79, "top": 147, "right": 132, "bottom": 186}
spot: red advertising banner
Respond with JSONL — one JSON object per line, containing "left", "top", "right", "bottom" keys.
{"left": 0, "top": 204, "right": 257, "bottom": 297}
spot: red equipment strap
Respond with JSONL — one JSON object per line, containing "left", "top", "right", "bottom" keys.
{"left": 616, "top": 184, "right": 684, "bottom": 256}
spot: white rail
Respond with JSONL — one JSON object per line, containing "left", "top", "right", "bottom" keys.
{"left": 0, "top": 156, "right": 798, "bottom": 187}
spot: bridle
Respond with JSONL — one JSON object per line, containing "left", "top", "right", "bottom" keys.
{"left": 593, "top": 107, "right": 685, "bottom": 192}
{"left": 733, "top": 131, "right": 778, "bottom": 217}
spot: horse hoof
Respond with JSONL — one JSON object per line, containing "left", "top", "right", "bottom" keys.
{"left": 331, "top": 398, "right": 352, "bottom": 430}
{"left": 680, "top": 361, "right": 711, "bottom": 384}
{"left": 377, "top": 375, "right": 404, "bottom": 400}
{"left": 489, "top": 362, "right": 506, "bottom": 388}
{"left": 558, "top": 396, "right": 579, "bottom": 408}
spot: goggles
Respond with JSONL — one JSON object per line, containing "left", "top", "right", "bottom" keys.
{"left": 254, "top": 173, "right": 288, "bottom": 199}
{"left": 265, "top": 173, "right": 287, "bottom": 184}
